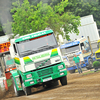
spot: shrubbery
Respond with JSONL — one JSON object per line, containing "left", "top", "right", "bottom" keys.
{"left": 93, "top": 61, "right": 100, "bottom": 70}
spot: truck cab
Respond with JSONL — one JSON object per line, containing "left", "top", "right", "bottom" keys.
{"left": 60, "top": 37, "right": 95, "bottom": 73}
{"left": 10, "top": 29, "right": 67, "bottom": 96}
{"left": 95, "top": 40, "right": 100, "bottom": 60}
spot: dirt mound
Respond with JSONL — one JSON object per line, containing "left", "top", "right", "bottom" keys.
{"left": 0, "top": 89, "right": 5, "bottom": 100}
{"left": 1, "top": 84, "right": 15, "bottom": 100}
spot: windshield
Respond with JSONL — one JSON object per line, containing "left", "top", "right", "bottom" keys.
{"left": 4, "top": 54, "right": 16, "bottom": 70}
{"left": 61, "top": 45, "right": 79, "bottom": 55}
{"left": 16, "top": 33, "right": 58, "bottom": 57}
{"left": 98, "top": 42, "right": 100, "bottom": 48}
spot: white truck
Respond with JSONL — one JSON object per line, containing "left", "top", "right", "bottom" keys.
{"left": 60, "top": 37, "right": 95, "bottom": 73}
{"left": 68, "top": 15, "right": 99, "bottom": 42}
{"left": 9, "top": 29, "right": 67, "bottom": 96}
{"left": 62, "top": 15, "right": 99, "bottom": 54}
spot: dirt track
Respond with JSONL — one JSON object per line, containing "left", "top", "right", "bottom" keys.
{"left": 2, "top": 71, "right": 100, "bottom": 100}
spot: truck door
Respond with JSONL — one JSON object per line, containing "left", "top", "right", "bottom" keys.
{"left": 80, "top": 40, "right": 91, "bottom": 57}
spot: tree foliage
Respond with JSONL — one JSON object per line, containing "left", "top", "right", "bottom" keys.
{"left": 0, "top": 23, "right": 2, "bottom": 32}
{"left": 11, "top": 0, "right": 80, "bottom": 40}
{"left": 1, "top": 0, "right": 100, "bottom": 37}
{"left": 0, "top": 22, "right": 5, "bottom": 36}
{"left": 65, "top": 0, "right": 100, "bottom": 29}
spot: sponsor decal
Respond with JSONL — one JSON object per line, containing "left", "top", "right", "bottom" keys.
{"left": 15, "top": 30, "right": 53, "bottom": 42}
{"left": 50, "top": 48, "right": 58, "bottom": 57}
{"left": 14, "top": 57, "right": 20, "bottom": 64}
{"left": 60, "top": 41, "right": 80, "bottom": 49}
{"left": 23, "top": 48, "right": 58, "bottom": 63}
{"left": 32, "top": 53, "right": 50, "bottom": 60}
{"left": 23, "top": 56, "right": 33, "bottom": 64}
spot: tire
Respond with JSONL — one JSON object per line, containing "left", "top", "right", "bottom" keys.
{"left": 22, "top": 83, "right": 31, "bottom": 96}
{"left": 60, "top": 76, "right": 67, "bottom": 86}
{"left": 69, "top": 69, "right": 75, "bottom": 74}
{"left": 25, "top": 87, "right": 31, "bottom": 96}
{"left": 86, "top": 59, "right": 93, "bottom": 70}
{"left": 12, "top": 77, "right": 24, "bottom": 97}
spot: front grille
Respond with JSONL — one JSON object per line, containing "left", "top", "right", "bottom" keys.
{"left": 68, "top": 55, "right": 74, "bottom": 64}
{"left": 35, "top": 59, "right": 51, "bottom": 68}
{"left": 37, "top": 67, "right": 53, "bottom": 77}
{"left": 96, "top": 53, "right": 100, "bottom": 58}
{"left": 68, "top": 56, "right": 74, "bottom": 61}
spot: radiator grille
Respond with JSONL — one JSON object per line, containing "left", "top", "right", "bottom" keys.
{"left": 37, "top": 67, "right": 53, "bottom": 77}
{"left": 68, "top": 55, "right": 74, "bottom": 64}
{"left": 35, "top": 59, "right": 51, "bottom": 68}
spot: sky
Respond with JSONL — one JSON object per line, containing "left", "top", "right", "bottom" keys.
{"left": 0, "top": 0, "right": 52, "bottom": 34}
{"left": 0, "top": 0, "right": 13, "bottom": 34}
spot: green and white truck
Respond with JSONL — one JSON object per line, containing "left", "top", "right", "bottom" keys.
{"left": 9, "top": 29, "right": 67, "bottom": 96}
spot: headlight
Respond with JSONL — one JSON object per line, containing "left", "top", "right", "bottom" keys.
{"left": 26, "top": 74, "right": 32, "bottom": 78}
{"left": 25, "top": 79, "right": 32, "bottom": 82}
{"left": 58, "top": 65, "right": 63, "bottom": 69}
{"left": 60, "top": 72, "right": 64, "bottom": 75}
{"left": 30, "top": 81, "right": 34, "bottom": 84}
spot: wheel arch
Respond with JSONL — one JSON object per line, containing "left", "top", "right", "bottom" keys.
{"left": 86, "top": 56, "right": 93, "bottom": 65}
{"left": 10, "top": 70, "right": 19, "bottom": 79}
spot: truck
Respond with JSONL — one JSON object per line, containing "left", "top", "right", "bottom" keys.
{"left": 60, "top": 15, "right": 99, "bottom": 57}
{"left": 95, "top": 40, "right": 100, "bottom": 60}
{"left": 67, "top": 15, "right": 99, "bottom": 42}
{"left": 0, "top": 61, "right": 8, "bottom": 91}
{"left": 9, "top": 29, "right": 67, "bottom": 96}
{"left": 60, "top": 37, "right": 95, "bottom": 73}
{"left": 0, "top": 35, "right": 16, "bottom": 79}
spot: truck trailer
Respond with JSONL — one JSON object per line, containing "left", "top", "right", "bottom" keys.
{"left": 67, "top": 15, "right": 99, "bottom": 42}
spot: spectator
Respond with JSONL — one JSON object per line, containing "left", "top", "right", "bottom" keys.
{"left": 73, "top": 54, "right": 82, "bottom": 74}
{"left": 6, "top": 56, "right": 15, "bottom": 68}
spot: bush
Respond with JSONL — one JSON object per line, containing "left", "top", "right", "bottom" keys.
{"left": 93, "top": 61, "right": 100, "bottom": 69}
{"left": 7, "top": 79, "right": 12, "bottom": 87}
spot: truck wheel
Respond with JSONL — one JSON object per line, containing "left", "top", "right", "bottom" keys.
{"left": 69, "top": 69, "right": 75, "bottom": 73}
{"left": 53, "top": 80, "right": 59, "bottom": 86}
{"left": 24, "top": 87, "right": 31, "bottom": 96}
{"left": 87, "top": 59, "right": 93, "bottom": 70}
{"left": 60, "top": 76, "right": 67, "bottom": 86}
{"left": 12, "top": 77, "right": 20, "bottom": 97}
{"left": 22, "top": 82, "right": 31, "bottom": 96}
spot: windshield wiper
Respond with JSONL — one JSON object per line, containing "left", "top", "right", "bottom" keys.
{"left": 21, "top": 50, "right": 37, "bottom": 54}
{"left": 37, "top": 45, "right": 55, "bottom": 50}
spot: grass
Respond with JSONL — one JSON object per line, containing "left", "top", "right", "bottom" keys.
{"left": 67, "top": 67, "right": 100, "bottom": 75}
{"left": 82, "top": 69, "right": 100, "bottom": 75}
{"left": 7, "top": 79, "right": 12, "bottom": 87}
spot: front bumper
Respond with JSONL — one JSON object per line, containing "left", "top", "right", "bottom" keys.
{"left": 23, "top": 62, "right": 67, "bottom": 87}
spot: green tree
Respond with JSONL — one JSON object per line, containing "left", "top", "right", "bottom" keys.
{"left": 11, "top": 0, "right": 80, "bottom": 40}
{"left": 0, "top": 22, "right": 5, "bottom": 36}
{"left": 31, "top": 0, "right": 62, "bottom": 6}
{"left": 65, "top": 0, "right": 100, "bottom": 29}
{"left": 0, "top": 23, "right": 2, "bottom": 32}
